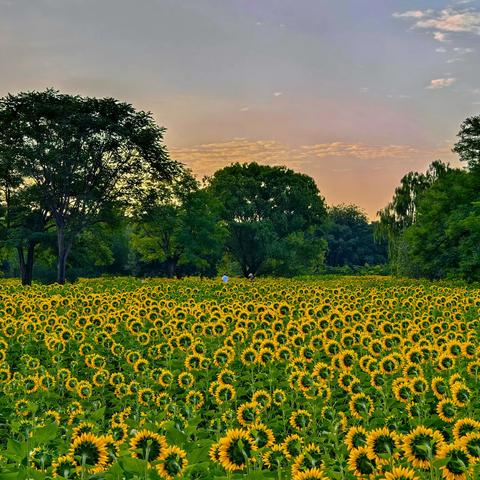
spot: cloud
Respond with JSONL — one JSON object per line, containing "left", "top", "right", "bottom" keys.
{"left": 416, "top": 9, "right": 480, "bottom": 34}
{"left": 393, "top": 10, "right": 427, "bottom": 19}
{"left": 433, "top": 32, "right": 448, "bottom": 42}
{"left": 170, "top": 138, "right": 451, "bottom": 177}
{"left": 453, "top": 46, "right": 474, "bottom": 53}
{"left": 426, "top": 77, "right": 457, "bottom": 89}
{"left": 273, "top": 92, "right": 283, "bottom": 97}
{"left": 394, "top": 8, "right": 480, "bottom": 40}
{"left": 239, "top": 106, "right": 250, "bottom": 112}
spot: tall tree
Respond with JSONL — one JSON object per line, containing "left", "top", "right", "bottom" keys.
{"left": 0, "top": 153, "right": 51, "bottom": 285}
{"left": 131, "top": 173, "right": 226, "bottom": 277}
{"left": 453, "top": 114, "right": 480, "bottom": 169}
{"left": 376, "top": 160, "right": 449, "bottom": 271}
{"left": 326, "top": 204, "right": 386, "bottom": 267}
{"left": 403, "top": 169, "right": 480, "bottom": 280}
{"left": 207, "top": 162, "right": 327, "bottom": 276}
{"left": 0, "top": 89, "right": 180, "bottom": 283}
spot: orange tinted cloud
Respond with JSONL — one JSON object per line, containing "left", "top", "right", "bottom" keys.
{"left": 170, "top": 138, "right": 456, "bottom": 217}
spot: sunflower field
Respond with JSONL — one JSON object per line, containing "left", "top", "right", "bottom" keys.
{"left": 0, "top": 276, "right": 479, "bottom": 480}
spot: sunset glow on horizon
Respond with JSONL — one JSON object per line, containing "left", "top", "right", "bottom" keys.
{"left": 1, "top": 0, "right": 479, "bottom": 217}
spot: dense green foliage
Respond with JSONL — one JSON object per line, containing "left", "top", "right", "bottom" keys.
{"left": 377, "top": 113, "right": 480, "bottom": 281}
{"left": 207, "top": 163, "right": 329, "bottom": 277}
{"left": 0, "top": 89, "right": 178, "bottom": 284}
{"left": 325, "top": 205, "right": 387, "bottom": 269}
{"left": 0, "top": 89, "right": 393, "bottom": 284}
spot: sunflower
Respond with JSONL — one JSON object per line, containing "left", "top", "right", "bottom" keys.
{"left": 217, "top": 428, "right": 257, "bottom": 472}
{"left": 272, "top": 388, "right": 286, "bottom": 406}
{"left": 291, "top": 444, "right": 323, "bottom": 477}
{"left": 403, "top": 425, "right": 445, "bottom": 469}
{"left": 381, "top": 466, "right": 420, "bottom": 480}
{"left": 177, "top": 372, "right": 195, "bottom": 389}
{"left": 52, "top": 454, "right": 78, "bottom": 479}
{"left": 451, "top": 383, "right": 471, "bottom": 408}
{"left": 345, "top": 425, "right": 368, "bottom": 450}
{"left": 452, "top": 418, "right": 480, "bottom": 441}
{"left": 158, "top": 369, "right": 174, "bottom": 388}
{"left": 431, "top": 376, "right": 449, "bottom": 400}
{"left": 72, "top": 422, "right": 96, "bottom": 440}
{"left": 30, "top": 446, "right": 54, "bottom": 471}
{"left": 437, "top": 443, "right": 471, "bottom": 480}
{"left": 109, "top": 422, "right": 128, "bottom": 444}
{"left": 262, "top": 444, "right": 289, "bottom": 470}
{"left": 437, "top": 399, "right": 457, "bottom": 423}
{"left": 101, "top": 434, "right": 120, "bottom": 465}
{"left": 292, "top": 468, "right": 328, "bottom": 480}
{"left": 349, "top": 393, "right": 374, "bottom": 420}
{"left": 209, "top": 442, "right": 221, "bottom": 463}
{"left": 282, "top": 433, "right": 304, "bottom": 460}
{"left": 156, "top": 446, "right": 188, "bottom": 479}
{"left": 252, "top": 389, "right": 272, "bottom": 409}
{"left": 186, "top": 390, "right": 205, "bottom": 410}
{"left": 240, "top": 347, "right": 258, "bottom": 366}
{"left": 237, "top": 402, "right": 260, "bottom": 427}
{"left": 459, "top": 431, "right": 480, "bottom": 463}
{"left": 44, "top": 409, "right": 61, "bottom": 425}
{"left": 129, "top": 429, "right": 168, "bottom": 462}
{"left": 215, "top": 383, "right": 236, "bottom": 404}
{"left": 347, "top": 446, "right": 377, "bottom": 477}
{"left": 137, "top": 388, "right": 155, "bottom": 406}
{"left": 69, "top": 432, "right": 108, "bottom": 473}
{"left": 366, "top": 427, "right": 401, "bottom": 465}
{"left": 248, "top": 422, "right": 275, "bottom": 449}
{"left": 289, "top": 409, "right": 312, "bottom": 431}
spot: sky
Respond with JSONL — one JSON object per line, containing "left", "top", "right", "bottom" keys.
{"left": 1, "top": 0, "right": 479, "bottom": 217}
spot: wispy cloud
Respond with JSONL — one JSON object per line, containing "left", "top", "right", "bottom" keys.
{"left": 453, "top": 47, "right": 474, "bottom": 54}
{"left": 394, "top": 8, "right": 480, "bottom": 39}
{"left": 393, "top": 10, "right": 428, "bottom": 19}
{"left": 170, "top": 138, "right": 451, "bottom": 177}
{"left": 273, "top": 92, "right": 283, "bottom": 97}
{"left": 426, "top": 77, "right": 457, "bottom": 89}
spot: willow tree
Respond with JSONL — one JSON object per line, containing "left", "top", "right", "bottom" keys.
{"left": 0, "top": 89, "right": 180, "bottom": 283}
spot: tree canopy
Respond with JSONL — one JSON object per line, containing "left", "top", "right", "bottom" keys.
{"left": 0, "top": 89, "right": 180, "bottom": 283}
{"left": 326, "top": 205, "right": 386, "bottom": 268}
{"left": 377, "top": 113, "right": 480, "bottom": 281}
{"left": 207, "top": 162, "right": 328, "bottom": 276}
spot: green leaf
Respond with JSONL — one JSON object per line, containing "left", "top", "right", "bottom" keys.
{"left": 5, "top": 439, "right": 27, "bottom": 462}
{"left": 119, "top": 457, "right": 146, "bottom": 474}
{"left": 31, "top": 423, "right": 58, "bottom": 445}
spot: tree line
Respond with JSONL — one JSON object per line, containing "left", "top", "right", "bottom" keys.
{"left": 0, "top": 89, "right": 385, "bottom": 284}
{"left": 376, "top": 114, "right": 480, "bottom": 281}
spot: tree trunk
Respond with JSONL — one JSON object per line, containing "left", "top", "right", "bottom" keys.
{"left": 166, "top": 257, "right": 176, "bottom": 278}
{"left": 57, "top": 226, "right": 72, "bottom": 284}
{"left": 25, "top": 241, "right": 35, "bottom": 286}
{"left": 17, "top": 246, "right": 27, "bottom": 285}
